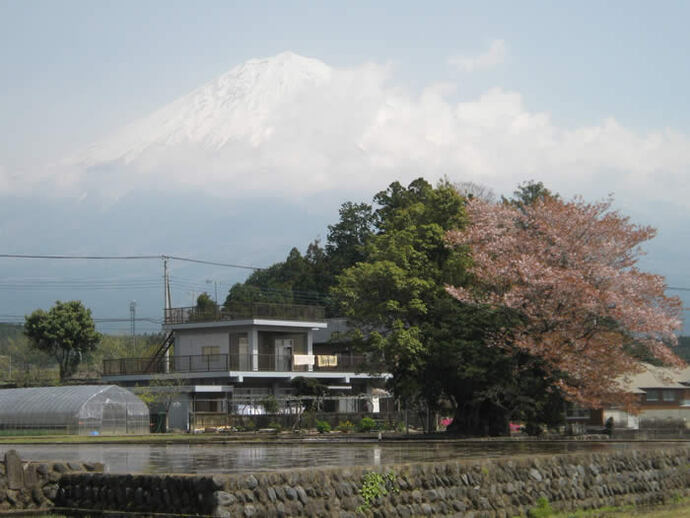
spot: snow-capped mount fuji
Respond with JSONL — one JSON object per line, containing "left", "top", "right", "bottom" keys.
{"left": 62, "top": 51, "right": 406, "bottom": 200}
{"left": 76, "top": 52, "right": 334, "bottom": 167}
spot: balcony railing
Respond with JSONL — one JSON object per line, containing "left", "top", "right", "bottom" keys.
{"left": 102, "top": 353, "right": 368, "bottom": 376}
{"left": 164, "top": 302, "right": 326, "bottom": 325}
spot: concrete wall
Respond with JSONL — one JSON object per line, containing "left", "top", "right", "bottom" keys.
{"left": 53, "top": 447, "right": 690, "bottom": 517}
{"left": 176, "top": 328, "right": 231, "bottom": 357}
{"left": 0, "top": 450, "right": 103, "bottom": 512}
{"left": 604, "top": 409, "right": 640, "bottom": 429}
{"left": 605, "top": 408, "right": 690, "bottom": 430}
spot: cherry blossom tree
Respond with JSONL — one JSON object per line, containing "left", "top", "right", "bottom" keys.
{"left": 446, "top": 194, "right": 683, "bottom": 408}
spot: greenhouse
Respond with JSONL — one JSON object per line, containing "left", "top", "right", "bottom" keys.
{"left": 0, "top": 385, "right": 149, "bottom": 435}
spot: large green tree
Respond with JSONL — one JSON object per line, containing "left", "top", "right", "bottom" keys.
{"left": 223, "top": 177, "right": 568, "bottom": 435}
{"left": 332, "top": 178, "right": 565, "bottom": 435}
{"left": 24, "top": 300, "right": 101, "bottom": 382}
{"left": 325, "top": 201, "right": 375, "bottom": 272}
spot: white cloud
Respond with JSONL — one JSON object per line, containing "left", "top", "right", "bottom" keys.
{"left": 448, "top": 40, "right": 507, "bottom": 72}
{"left": 0, "top": 163, "right": 32, "bottom": 196}
{"left": 4, "top": 52, "right": 690, "bottom": 215}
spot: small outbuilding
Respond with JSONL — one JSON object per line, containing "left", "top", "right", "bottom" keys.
{"left": 0, "top": 385, "right": 149, "bottom": 435}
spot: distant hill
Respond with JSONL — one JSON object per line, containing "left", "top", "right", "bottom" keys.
{"left": 0, "top": 323, "right": 23, "bottom": 341}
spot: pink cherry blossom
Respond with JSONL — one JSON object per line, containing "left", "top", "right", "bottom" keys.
{"left": 446, "top": 196, "right": 683, "bottom": 408}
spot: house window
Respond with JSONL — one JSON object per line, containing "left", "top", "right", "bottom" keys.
{"left": 662, "top": 390, "right": 676, "bottom": 402}
{"left": 645, "top": 389, "right": 659, "bottom": 402}
{"left": 202, "top": 345, "right": 221, "bottom": 356}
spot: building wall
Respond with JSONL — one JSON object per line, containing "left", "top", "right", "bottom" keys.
{"left": 603, "top": 407, "right": 690, "bottom": 430}
{"left": 641, "top": 387, "right": 690, "bottom": 406}
{"left": 175, "top": 329, "right": 233, "bottom": 357}
{"left": 639, "top": 408, "right": 690, "bottom": 425}
{"left": 174, "top": 326, "right": 312, "bottom": 359}
{"left": 167, "top": 392, "right": 192, "bottom": 431}
{"left": 602, "top": 409, "right": 640, "bottom": 429}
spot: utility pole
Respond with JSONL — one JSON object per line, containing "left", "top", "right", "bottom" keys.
{"left": 206, "top": 279, "right": 218, "bottom": 304}
{"left": 129, "top": 301, "right": 137, "bottom": 351}
{"left": 162, "top": 255, "right": 172, "bottom": 313}
{"left": 162, "top": 255, "right": 173, "bottom": 373}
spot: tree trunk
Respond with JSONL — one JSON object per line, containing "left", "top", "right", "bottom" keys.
{"left": 446, "top": 400, "right": 510, "bottom": 437}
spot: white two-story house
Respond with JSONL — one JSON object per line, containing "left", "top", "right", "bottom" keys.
{"left": 102, "top": 302, "right": 387, "bottom": 430}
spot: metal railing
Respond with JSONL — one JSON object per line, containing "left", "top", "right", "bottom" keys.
{"left": 164, "top": 302, "right": 326, "bottom": 325}
{"left": 102, "top": 353, "right": 368, "bottom": 376}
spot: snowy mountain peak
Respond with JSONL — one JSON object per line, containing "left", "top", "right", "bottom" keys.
{"left": 76, "top": 52, "right": 333, "bottom": 166}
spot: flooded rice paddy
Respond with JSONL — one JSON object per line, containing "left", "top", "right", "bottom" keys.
{"left": 1, "top": 440, "right": 687, "bottom": 474}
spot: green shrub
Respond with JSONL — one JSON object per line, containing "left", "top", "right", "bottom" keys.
{"left": 357, "top": 416, "right": 377, "bottom": 432}
{"left": 337, "top": 420, "right": 355, "bottom": 433}
{"left": 243, "top": 419, "right": 256, "bottom": 431}
{"left": 316, "top": 420, "right": 331, "bottom": 433}
{"left": 528, "top": 497, "right": 553, "bottom": 518}
{"left": 357, "top": 471, "right": 398, "bottom": 512}
{"left": 260, "top": 395, "right": 279, "bottom": 414}
{"left": 267, "top": 421, "right": 282, "bottom": 431}
{"left": 382, "top": 419, "right": 406, "bottom": 432}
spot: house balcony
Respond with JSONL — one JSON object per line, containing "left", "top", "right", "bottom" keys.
{"left": 102, "top": 353, "right": 368, "bottom": 377}
{"left": 164, "top": 302, "right": 326, "bottom": 326}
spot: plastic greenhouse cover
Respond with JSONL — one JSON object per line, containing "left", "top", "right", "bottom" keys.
{"left": 0, "top": 385, "right": 148, "bottom": 428}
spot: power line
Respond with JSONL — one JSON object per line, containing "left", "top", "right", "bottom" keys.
{"left": 0, "top": 253, "right": 161, "bottom": 260}
{"left": 0, "top": 253, "right": 262, "bottom": 271}
{"left": 164, "top": 255, "right": 259, "bottom": 271}
{"left": 95, "top": 318, "right": 162, "bottom": 324}
{"left": 0, "top": 315, "right": 161, "bottom": 323}
{"left": 0, "top": 284, "right": 161, "bottom": 291}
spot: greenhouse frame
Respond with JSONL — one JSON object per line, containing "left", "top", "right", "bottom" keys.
{"left": 0, "top": 385, "right": 149, "bottom": 435}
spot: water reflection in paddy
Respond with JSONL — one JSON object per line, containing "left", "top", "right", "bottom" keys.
{"left": 1, "top": 441, "right": 686, "bottom": 474}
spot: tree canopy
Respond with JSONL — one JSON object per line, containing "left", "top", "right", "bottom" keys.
{"left": 24, "top": 300, "right": 101, "bottom": 382}
{"left": 192, "top": 292, "right": 219, "bottom": 321}
{"left": 221, "top": 177, "right": 682, "bottom": 435}
{"left": 331, "top": 178, "right": 565, "bottom": 435}
{"left": 446, "top": 192, "right": 683, "bottom": 408}
{"left": 224, "top": 203, "right": 376, "bottom": 312}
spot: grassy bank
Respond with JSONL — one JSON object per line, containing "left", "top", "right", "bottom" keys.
{"left": 527, "top": 498, "right": 690, "bottom": 518}
{"left": 556, "top": 505, "right": 690, "bottom": 517}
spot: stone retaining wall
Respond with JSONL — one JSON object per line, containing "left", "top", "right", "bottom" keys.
{"left": 53, "top": 447, "right": 690, "bottom": 517}
{"left": 0, "top": 449, "right": 103, "bottom": 512}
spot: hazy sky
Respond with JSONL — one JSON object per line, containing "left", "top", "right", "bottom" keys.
{"left": 1, "top": 1, "right": 689, "bottom": 333}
